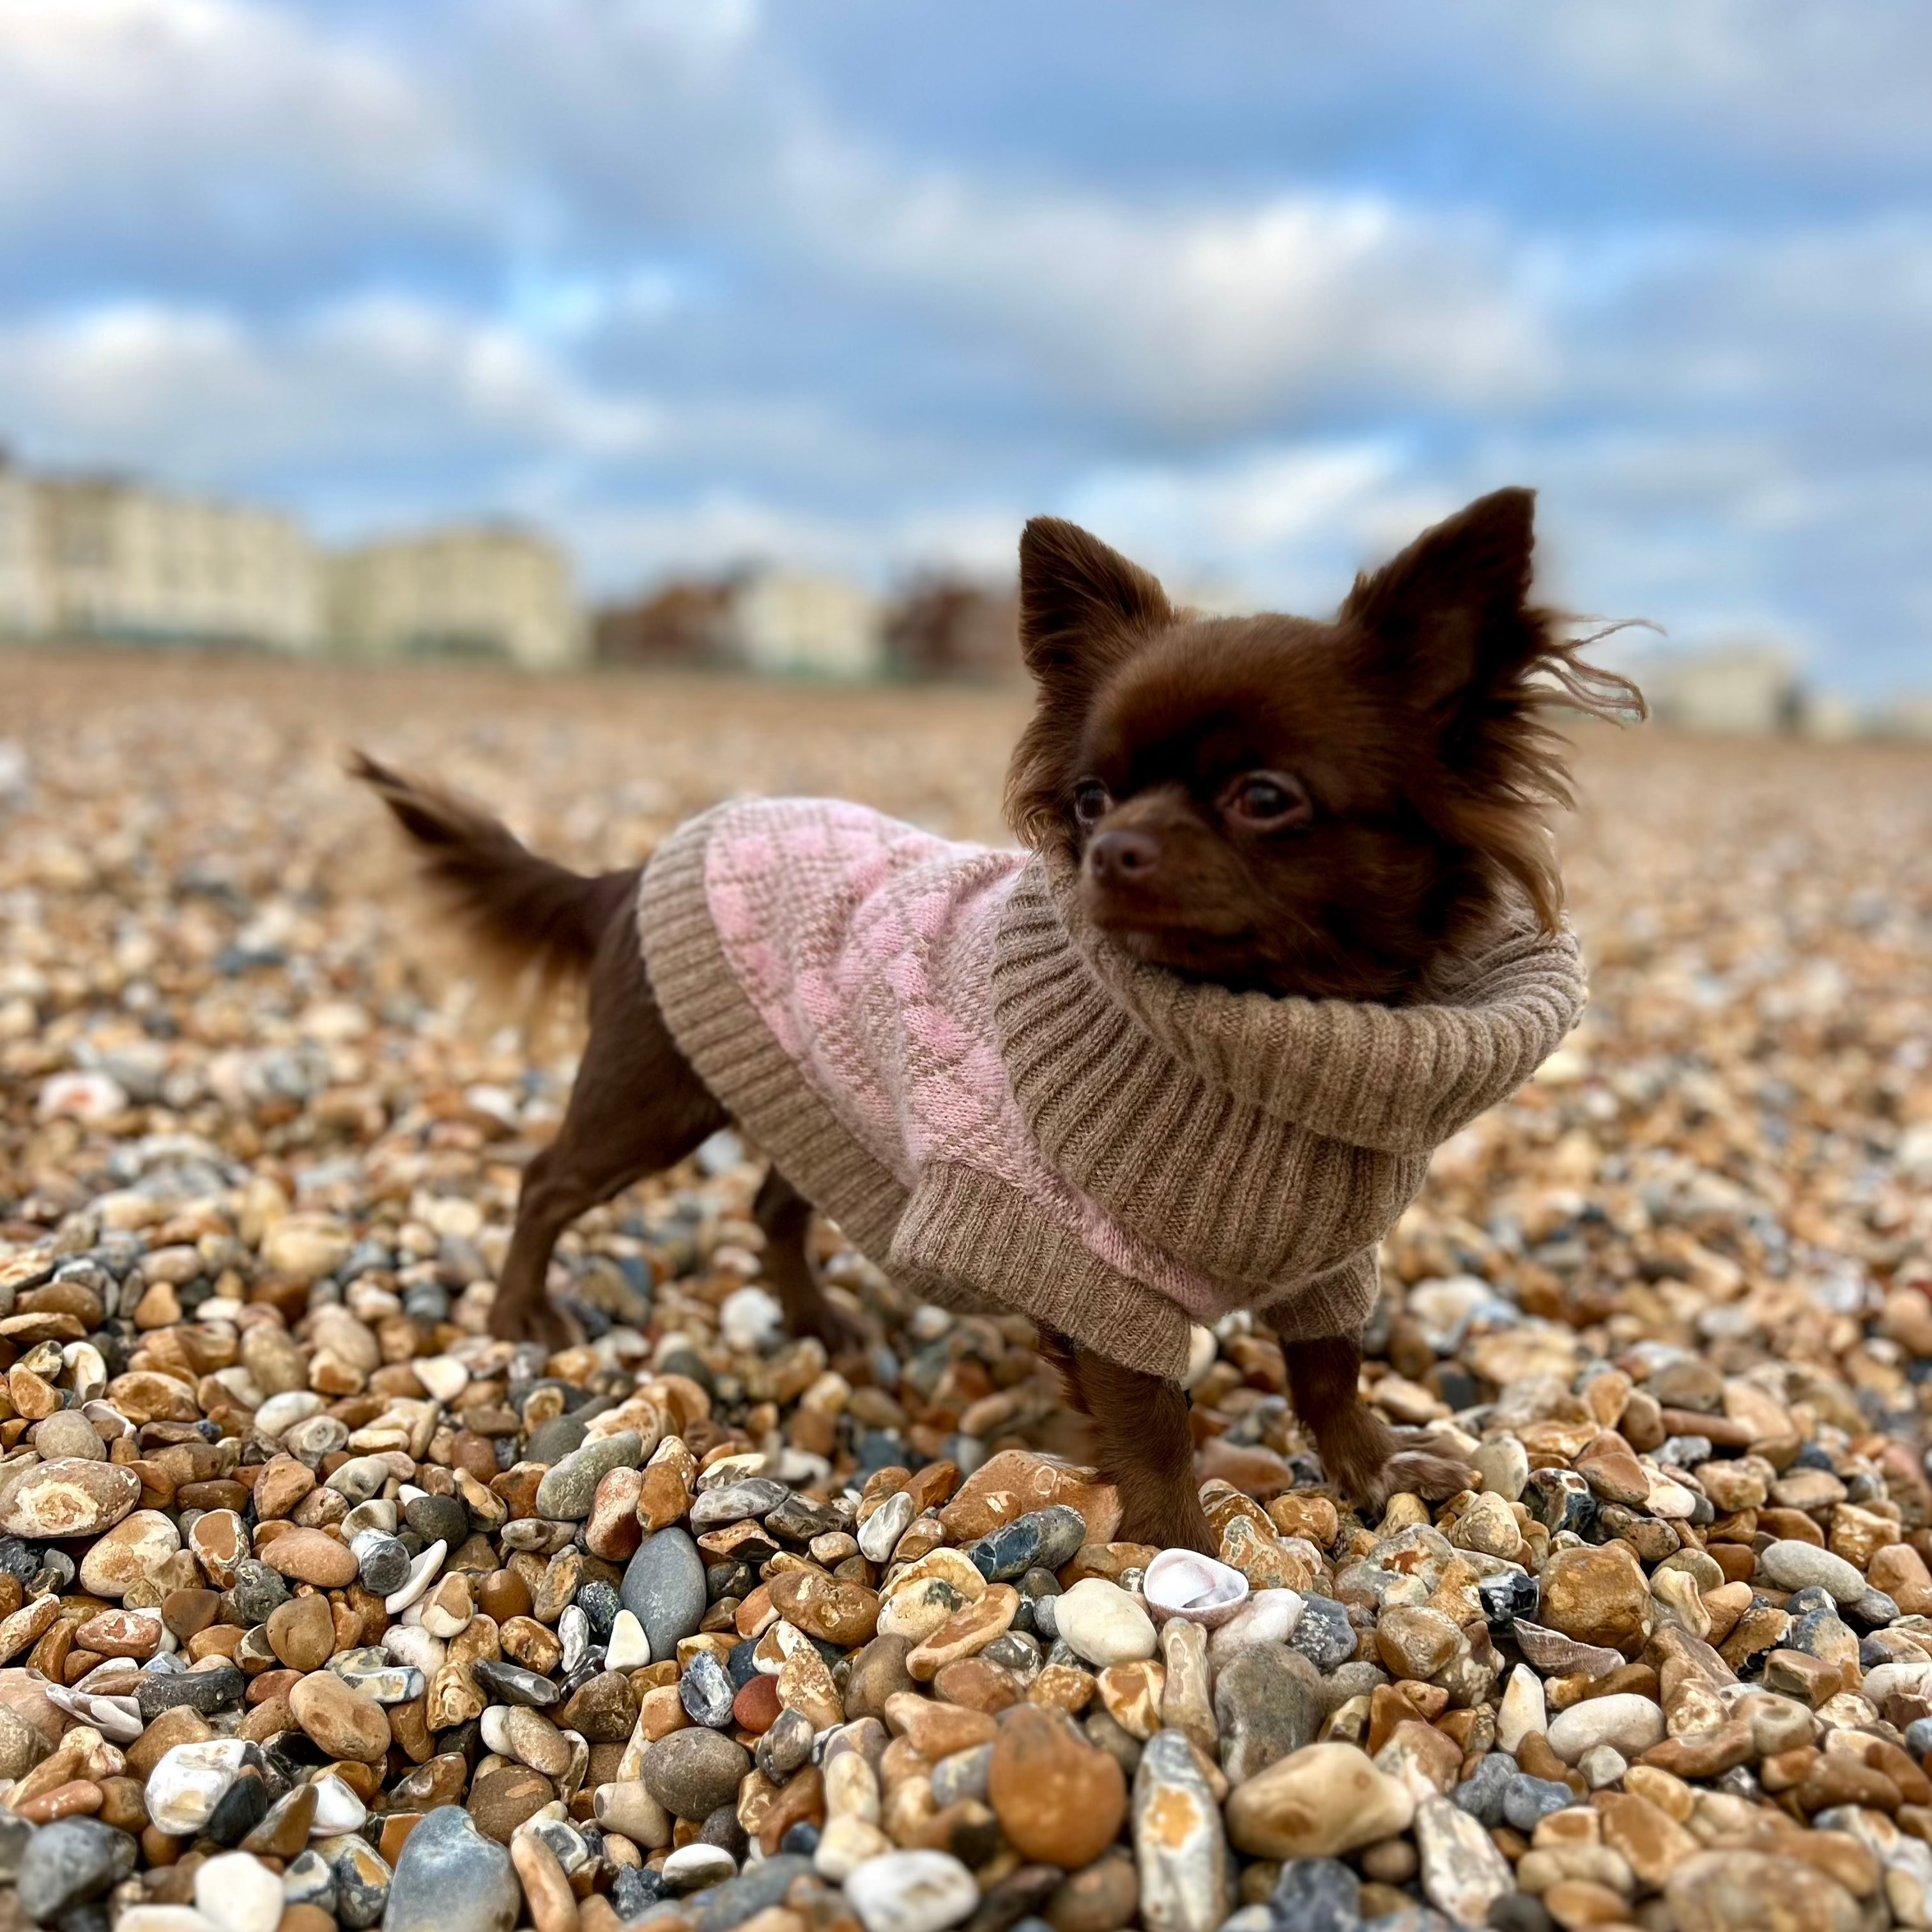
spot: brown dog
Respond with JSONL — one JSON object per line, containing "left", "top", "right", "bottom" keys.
{"left": 355, "top": 487, "right": 1637, "bottom": 1551}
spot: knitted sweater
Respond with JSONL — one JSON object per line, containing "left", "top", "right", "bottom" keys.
{"left": 639, "top": 797, "right": 1586, "bottom": 1381}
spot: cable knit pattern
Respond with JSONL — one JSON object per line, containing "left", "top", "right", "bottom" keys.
{"left": 640, "top": 796, "right": 1587, "bottom": 1380}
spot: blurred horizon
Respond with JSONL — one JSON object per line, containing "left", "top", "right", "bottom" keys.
{"left": 2, "top": 1, "right": 1929, "bottom": 695}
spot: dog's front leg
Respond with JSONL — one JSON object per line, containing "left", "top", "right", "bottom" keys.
{"left": 1280, "top": 1331, "right": 1473, "bottom": 1513}
{"left": 1039, "top": 1330, "right": 1215, "bottom": 1555}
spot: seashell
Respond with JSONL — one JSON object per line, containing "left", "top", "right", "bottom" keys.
{"left": 1142, "top": 1546, "right": 1251, "bottom": 1627}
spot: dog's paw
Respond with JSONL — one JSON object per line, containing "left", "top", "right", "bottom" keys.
{"left": 1116, "top": 1494, "right": 1220, "bottom": 1558}
{"left": 1353, "top": 1435, "right": 1475, "bottom": 1514}
{"left": 488, "top": 1295, "right": 579, "bottom": 1357}
{"left": 793, "top": 1296, "right": 870, "bottom": 1360}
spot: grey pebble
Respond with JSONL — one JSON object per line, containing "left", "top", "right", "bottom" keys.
{"left": 621, "top": 1528, "right": 707, "bottom": 1664}
{"left": 383, "top": 1804, "right": 518, "bottom": 1932}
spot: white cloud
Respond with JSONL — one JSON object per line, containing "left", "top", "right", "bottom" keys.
{"left": 1497, "top": 1, "right": 1932, "bottom": 171}
{"left": 0, "top": 0, "right": 475, "bottom": 235}
{"left": 777, "top": 135, "right": 1558, "bottom": 431}
{"left": 0, "top": 296, "right": 659, "bottom": 486}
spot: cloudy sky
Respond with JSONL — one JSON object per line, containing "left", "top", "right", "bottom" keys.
{"left": 1, "top": 1, "right": 1928, "bottom": 694}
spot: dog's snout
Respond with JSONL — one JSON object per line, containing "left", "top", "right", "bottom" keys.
{"left": 1087, "top": 828, "right": 1160, "bottom": 884}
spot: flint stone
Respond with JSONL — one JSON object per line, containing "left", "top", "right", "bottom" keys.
{"left": 381, "top": 1804, "right": 518, "bottom": 1932}
{"left": 621, "top": 1529, "right": 707, "bottom": 1664}
{"left": 137, "top": 1665, "right": 245, "bottom": 1721}
{"left": 16, "top": 1816, "right": 138, "bottom": 1921}
{"left": 534, "top": 1432, "right": 644, "bottom": 1522}
{"left": 1213, "top": 1643, "right": 1324, "bottom": 1782}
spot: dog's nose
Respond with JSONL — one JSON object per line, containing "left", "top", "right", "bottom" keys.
{"left": 1087, "top": 829, "right": 1160, "bottom": 884}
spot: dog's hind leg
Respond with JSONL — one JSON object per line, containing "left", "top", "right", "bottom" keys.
{"left": 750, "top": 1167, "right": 868, "bottom": 1357}
{"left": 493, "top": 893, "right": 725, "bottom": 1350}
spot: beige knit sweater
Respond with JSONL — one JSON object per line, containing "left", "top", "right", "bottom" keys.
{"left": 640, "top": 798, "right": 1586, "bottom": 1380}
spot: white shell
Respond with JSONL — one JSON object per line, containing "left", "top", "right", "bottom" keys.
{"left": 382, "top": 1538, "right": 446, "bottom": 1613}
{"left": 1142, "top": 1547, "right": 1251, "bottom": 1627}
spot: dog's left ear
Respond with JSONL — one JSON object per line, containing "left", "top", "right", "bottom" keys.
{"left": 1341, "top": 487, "right": 1539, "bottom": 714}
{"left": 1018, "top": 516, "right": 1172, "bottom": 695}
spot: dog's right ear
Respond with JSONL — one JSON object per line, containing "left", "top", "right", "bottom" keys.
{"left": 1018, "top": 516, "right": 1172, "bottom": 692}
{"left": 1007, "top": 518, "right": 1172, "bottom": 855}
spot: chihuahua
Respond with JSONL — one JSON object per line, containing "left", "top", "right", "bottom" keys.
{"left": 355, "top": 486, "right": 1639, "bottom": 1551}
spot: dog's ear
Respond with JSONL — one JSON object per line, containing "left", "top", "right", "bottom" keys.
{"left": 1018, "top": 516, "right": 1172, "bottom": 693}
{"left": 1006, "top": 518, "right": 1172, "bottom": 854}
{"left": 1342, "top": 487, "right": 1538, "bottom": 714}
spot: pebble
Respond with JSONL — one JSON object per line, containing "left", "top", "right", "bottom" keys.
{"left": 15, "top": 1816, "right": 137, "bottom": 1920}
{"left": 0, "top": 1457, "right": 140, "bottom": 1537}
{"left": 145, "top": 1738, "right": 250, "bottom": 1836}
{"left": 621, "top": 1527, "right": 707, "bottom": 1662}
{"left": 535, "top": 1429, "right": 645, "bottom": 1519}
{"left": 1055, "top": 1579, "right": 1156, "bottom": 1666}
{"left": 1213, "top": 1643, "right": 1323, "bottom": 1781}
{"left": 1414, "top": 1796, "right": 1516, "bottom": 1927}
{"left": 1132, "top": 1730, "right": 1227, "bottom": 1932}
{"left": 383, "top": 1804, "right": 519, "bottom": 1932}
{"left": 643, "top": 1726, "right": 753, "bottom": 1818}
{"left": 1757, "top": 1542, "right": 1867, "bottom": 1606}
{"left": 844, "top": 1851, "right": 981, "bottom": 1932}
{"left": 193, "top": 1851, "right": 285, "bottom": 1932}
{"left": 1225, "top": 1744, "right": 1416, "bottom": 1859}
{"left": 987, "top": 1705, "right": 1128, "bottom": 1867}
{"left": 1545, "top": 1693, "right": 1667, "bottom": 1764}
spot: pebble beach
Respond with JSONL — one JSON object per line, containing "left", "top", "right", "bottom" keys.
{"left": 3, "top": 648, "right": 1931, "bottom": 1932}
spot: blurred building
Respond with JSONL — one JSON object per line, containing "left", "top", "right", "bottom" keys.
{"left": 726, "top": 569, "right": 882, "bottom": 678}
{"left": 1641, "top": 643, "right": 1801, "bottom": 735}
{"left": 594, "top": 576, "right": 739, "bottom": 667}
{"left": 1880, "top": 696, "right": 1932, "bottom": 742}
{"left": 0, "top": 454, "right": 44, "bottom": 636}
{"left": 326, "top": 524, "right": 582, "bottom": 668}
{"left": 882, "top": 576, "right": 1022, "bottom": 679}
{"left": 11, "top": 471, "right": 320, "bottom": 650}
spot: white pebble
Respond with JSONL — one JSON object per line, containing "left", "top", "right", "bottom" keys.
{"left": 606, "top": 1609, "right": 652, "bottom": 1672}
{"left": 145, "top": 1739, "right": 249, "bottom": 1836}
{"left": 194, "top": 1854, "right": 284, "bottom": 1932}
{"left": 413, "top": 1356, "right": 470, "bottom": 1404}
{"left": 1208, "top": 1589, "right": 1305, "bottom": 1668}
{"left": 1054, "top": 1578, "right": 1156, "bottom": 1667}
{"left": 662, "top": 1843, "right": 737, "bottom": 1890}
{"left": 254, "top": 1392, "right": 325, "bottom": 1439}
{"left": 720, "top": 1285, "right": 785, "bottom": 1351}
{"left": 843, "top": 1850, "right": 980, "bottom": 1932}
{"left": 309, "top": 1770, "right": 369, "bottom": 1835}
{"left": 1495, "top": 1663, "right": 1546, "bottom": 1755}
{"left": 1546, "top": 1692, "right": 1666, "bottom": 1764}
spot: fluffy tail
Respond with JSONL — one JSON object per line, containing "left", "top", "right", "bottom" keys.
{"left": 349, "top": 751, "right": 637, "bottom": 1003}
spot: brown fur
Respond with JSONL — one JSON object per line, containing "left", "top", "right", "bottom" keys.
{"left": 355, "top": 489, "right": 1639, "bottom": 1548}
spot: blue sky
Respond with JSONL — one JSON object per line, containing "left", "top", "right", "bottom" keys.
{"left": 1, "top": 1, "right": 1928, "bottom": 694}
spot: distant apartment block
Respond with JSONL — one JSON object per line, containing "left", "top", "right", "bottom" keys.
{"left": 0, "top": 459, "right": 44, "bottom": 635}
{"left": 325, "top": 525, "right": 583, "bottom": 670}
{"left": 1641, "top": 643, "right": 1800, "bottom": 735}
{"left": 728, "top": 569, "right": 883, "bottom": 678}
{"left": 0, "top": 463, "right": 320, "bottom": 650}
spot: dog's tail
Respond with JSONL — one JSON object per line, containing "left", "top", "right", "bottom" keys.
{"left": 349, "top": 751, "right": 637, "bottom": 1007}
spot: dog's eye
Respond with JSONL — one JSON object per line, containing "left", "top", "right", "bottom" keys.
{"left": 1072, "top": 780, "right": 1112, "bottom": 825}
{"left": 1224, "top": 771, "right": 1313, "bottom": 830}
